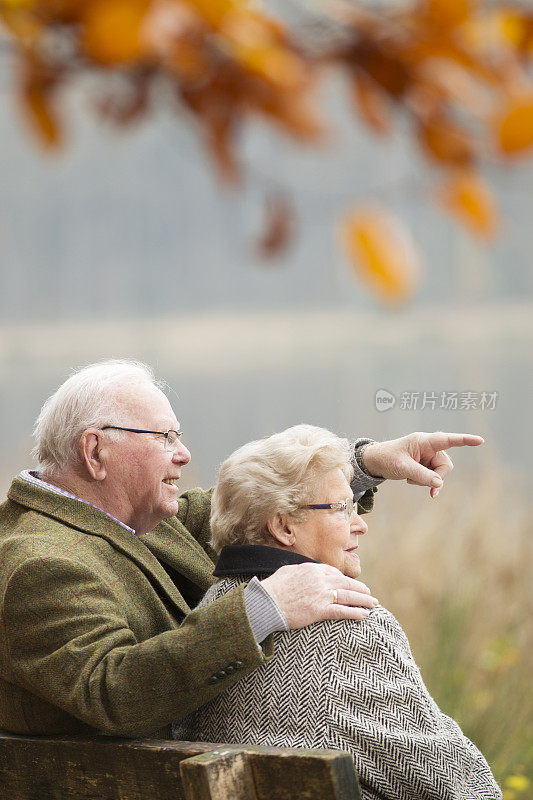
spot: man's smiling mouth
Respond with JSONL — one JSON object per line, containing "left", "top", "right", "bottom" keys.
{"left": 162, "top": 478, "right": 179, "bottom": 486}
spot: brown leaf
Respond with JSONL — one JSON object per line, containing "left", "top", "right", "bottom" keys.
{"left": 256, "top": 194, "right": 294, "bottom": 259}
{"left": 19, "top": 59, "right": 62, "bottom": 148}
{"left": 81, "top": 0, "right": 151, "bottom": 65}
{"left": 24, "top": 85, "right": 61, "bottom": 147}
{"left": 340, "top": 206, "right": 421, "bottom": 305}
{"left": 438, "top": 169, "right": 498, "bottom": 238}
{"left": 346, "top": 37, "right": 411, "bottom": 100}
{"left": 351, "top": 72, "right": 392, "bottom": 136}
{"left": 495, "top": 95, "right": 533, "bottom": 155}
{"left": 419, "top": 115, "right": 474, "bottom": 165}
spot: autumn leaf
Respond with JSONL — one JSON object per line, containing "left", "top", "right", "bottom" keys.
{"left": 81, "top": 0, "right": 151, "bottom": 65}
{"left": 351, "top": 72, "right": 391, "bottom": 136}
{"left": 421, "top": 0, "right": 473, "bottom": 31}
{"left": 495, "top": 95, "right": 533, "bottom": 155}
{"left": 20, "top": 80, "right": 62, "bottom": 148}
{"left": 438, "top": 169, "right": 498, "bottom": 238}
{"left": 419, "top": 115, "right": 474, "bottom": 165}
{"left": 340, "top": 207, "right": 421, "bottom": 305}
{"left": 256, "top": 194, "right": 294, "bottom": 259}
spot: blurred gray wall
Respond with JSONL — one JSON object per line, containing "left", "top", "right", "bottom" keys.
{"left": 1, "top": 45, "right": 531, "bottom": 494}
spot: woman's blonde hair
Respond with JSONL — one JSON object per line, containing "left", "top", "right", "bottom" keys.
{"left": 210, "top": 424, "right": 354, "bottom": 552}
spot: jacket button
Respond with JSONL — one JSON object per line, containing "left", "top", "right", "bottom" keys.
{"left": 208, "top": 675, "right": 218, "bottom": 684}
{"left": 225, "top": 665, "right": 235, "bottom": 674}
{"left": 217, "top": 670, "right": 226, "bottom": 678}
{"left": 234, "top": 661, "right": 243, "bottom": 669}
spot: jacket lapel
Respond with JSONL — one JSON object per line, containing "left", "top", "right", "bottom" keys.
{"left": 8, "top": 477, "right": 193, "bottom": 616}
{"left": 140, "top": 519, "right": 216, "bottom": 593}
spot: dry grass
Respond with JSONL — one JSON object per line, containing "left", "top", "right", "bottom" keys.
{"left": 359, "top": 464, "right": 533, "bottom": 798}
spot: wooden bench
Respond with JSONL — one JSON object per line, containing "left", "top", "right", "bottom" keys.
{"left": 0, "top": 732, "right": 361, "bottom": 799}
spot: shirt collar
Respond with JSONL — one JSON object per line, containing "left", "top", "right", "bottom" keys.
{"left": 213, "top": 544, "right": 317, "bottom": 577}
{"left": 19, "top": 469, "right": 137, "bottom": 536}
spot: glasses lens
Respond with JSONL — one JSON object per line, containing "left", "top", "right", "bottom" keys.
{"left": 165, "top": 431, "right": 177, "bottom": 450}
{"left": 345, "top": 497, "right": 354, "bottom": 519}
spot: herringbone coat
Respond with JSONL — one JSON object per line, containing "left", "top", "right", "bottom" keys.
{"left": 174, "top": 548, "right": 501, "bottom": 800}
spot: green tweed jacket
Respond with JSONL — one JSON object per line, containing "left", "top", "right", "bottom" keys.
{"left": 0, "top": 478, "right": 376, "bottom": 739}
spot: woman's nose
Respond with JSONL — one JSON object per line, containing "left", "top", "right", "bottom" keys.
{"left": 350, "top": 511, "right": 368, "bottom": 535}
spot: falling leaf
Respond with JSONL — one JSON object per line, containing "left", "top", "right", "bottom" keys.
{"left": 81, "top": 0, "right": 151, "bottom": 65}
{"left": 438, "top": 169, "right": 498, "bottom": 238}
{"left": 351, "top": 72, "right": 391, "bottom": 135}
{"left": 340, "top": 206, "right": 421, "bottom": 305}
{"left": 495, "top": 95, "right": 533, "bottom": 155}
{"left": 256, "top": 194, "right": 294, "bottom": 258}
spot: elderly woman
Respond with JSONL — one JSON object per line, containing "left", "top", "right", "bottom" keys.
{"left": 173, "top": 425, "right": 501, "bottom": 800}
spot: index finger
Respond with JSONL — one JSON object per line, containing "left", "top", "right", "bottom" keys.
{"left": 424, "top": 432, "right": 484, "bottom": 451}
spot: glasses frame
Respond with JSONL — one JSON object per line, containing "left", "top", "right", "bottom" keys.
{"left": 100, "top": 425, "right": 183, "bottom": 451}
{"left": 299, "top": 496, "right": 355, "bottom": 521}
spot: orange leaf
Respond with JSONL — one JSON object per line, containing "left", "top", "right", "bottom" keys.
{"left": 219, "top": 11, "right": 306, "bottom": 90}
{"left": 0, "top": 6, "right": 41, "bottom": 44}
{"left": 438, "top": 170, "right": 498, "bottom": 238}
{"left": 82, "top": 0, "right": 151, "bottom": 65}
{"left": 421, "top": 0, "right": 473, "bottom": 30}
{"left": 495, "top": 95, "right": 533, "bottom": 156}
{"left": 419, "top": 116, "right": 474, "bottom": 165}
{"left": 352, "top": 72, "right": 391, "bottom": 136}
{"left": 340, "top": 207, "right": 421, "bottom": 305}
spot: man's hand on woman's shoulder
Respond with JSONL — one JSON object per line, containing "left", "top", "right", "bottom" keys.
{"left": 260, "top": 563, "right": 379, "bottom": 629}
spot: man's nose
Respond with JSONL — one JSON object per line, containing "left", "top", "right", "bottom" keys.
{"left": 172, "top": 442, "right": 191, "bottom": 465}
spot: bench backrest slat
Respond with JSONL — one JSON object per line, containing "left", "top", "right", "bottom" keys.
{"left": 0, "top": 733, "right": 361, "bottom": 800}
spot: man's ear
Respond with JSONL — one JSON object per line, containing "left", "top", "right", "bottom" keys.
{"left": 80, "top": 430, "right": 107, "bottom": 481}
{"left": 266, "top": 513, "right": 296, "bottom": 547}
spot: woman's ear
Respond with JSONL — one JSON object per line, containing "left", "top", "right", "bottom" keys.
{"left": 266, "top": 513, "right": 296, "bottom": 547}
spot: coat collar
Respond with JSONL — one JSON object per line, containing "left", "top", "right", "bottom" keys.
{"left": 8, "top": 476, "right": 215, "bottom": 615}
{"left": 213, "top": 544, "right": 316, "bottom": 577}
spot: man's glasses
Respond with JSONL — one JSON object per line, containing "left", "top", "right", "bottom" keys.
{"left": 101, "top": 426, "right": 183, "bottom": 451}
{"left": 299, "top": 496, "right": 355, "bottom": 521}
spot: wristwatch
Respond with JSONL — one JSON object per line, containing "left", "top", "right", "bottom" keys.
{"left": 354, "top": 440, "right": 384, "bottom": 480}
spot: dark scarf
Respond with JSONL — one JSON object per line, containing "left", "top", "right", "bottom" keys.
{"left": 213, "top": 544, "right": 317, "bottom": 578}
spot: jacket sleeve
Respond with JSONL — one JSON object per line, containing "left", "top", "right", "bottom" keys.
{"left": 176, "top": 487, "right": 218, "bottom": 561}
{"left": 0, "top": 556, "right": 272, "bottom": 737}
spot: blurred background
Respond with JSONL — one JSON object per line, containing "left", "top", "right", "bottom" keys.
{"left": 1, "top": 11, "right": 532, "bottom": 796}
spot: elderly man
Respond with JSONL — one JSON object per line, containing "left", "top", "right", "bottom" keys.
{"left": 0, "top": 360, "right": 483, "bottom": 739}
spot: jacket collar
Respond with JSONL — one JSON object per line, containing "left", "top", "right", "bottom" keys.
{"left": 8, "top": 476, "right": 215, "bottom": 614}
{"left": 213, "top": 544, "right": 317, "bottom": 577}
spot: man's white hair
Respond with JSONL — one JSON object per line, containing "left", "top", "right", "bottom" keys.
{"left": 32, "top": 359, "right": 164, "bottom": 473}
{"left": 210, "top": 424, "right": 354, "bottom": 552}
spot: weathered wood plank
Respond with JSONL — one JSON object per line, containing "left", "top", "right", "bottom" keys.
{"left": 0, "top": 733, "right": 361, "bottom": 800}
{"left": 246, "top": 747, "right": 361, "bottom": 800}
{"left": 0, "top": 733, "right": 212, "bottom": 800}
{"left": 180, "top": 748, "right": 257, "bottom": 800}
